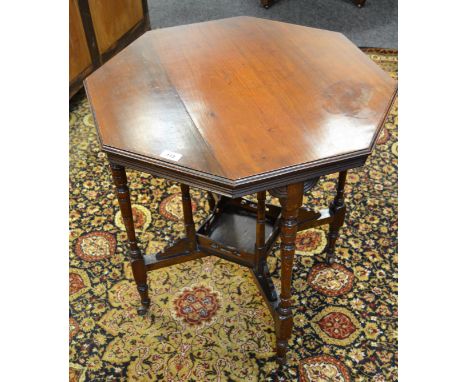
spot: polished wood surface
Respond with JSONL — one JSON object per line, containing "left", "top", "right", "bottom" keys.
{"left": 85, "top": 17, "right": 397, "bottom": 196}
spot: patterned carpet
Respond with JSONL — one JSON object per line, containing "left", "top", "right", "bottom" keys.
{"left": 69, "top": 48, "right": 398, "bottom": 382}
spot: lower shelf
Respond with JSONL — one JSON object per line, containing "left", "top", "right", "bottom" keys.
{"left": 202, "top": 205, "right": 275, "bottom": 254}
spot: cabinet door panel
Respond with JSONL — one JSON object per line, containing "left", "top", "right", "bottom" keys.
{"left": 69, "top": 0, "right": 92, "bottom": 80}
{"left": 89, "top": 0, "right": 144, "bottom": 54}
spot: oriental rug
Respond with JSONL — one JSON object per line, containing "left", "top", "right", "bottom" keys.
{"left": 69, "top": 48, "right": 398, "bottom": 382}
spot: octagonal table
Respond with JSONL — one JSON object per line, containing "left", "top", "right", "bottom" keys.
{"left": 85, "top": 16, "right": 397, "bottom": 368}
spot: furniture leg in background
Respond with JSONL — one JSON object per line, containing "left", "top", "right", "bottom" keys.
{"left": 354, "top": 0, "right": 366, "bottom": 8}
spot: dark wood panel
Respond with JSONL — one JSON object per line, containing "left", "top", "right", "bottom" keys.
{"left": 89, "top": 0, "right": 144, "bottom": 54}
{"left": 100, "top": 19, "right": 149, "bottom": 63}
{"left": 70, "top": 0, "right": 149, "bottom": 99}
{"left": 69, "top": 0, "right": 92, "bottom": 81}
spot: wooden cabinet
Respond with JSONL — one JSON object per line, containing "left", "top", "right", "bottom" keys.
{"left": 69, "top": 0, "right": 92, "bottom": 83}
{"left": 69, "top": 0, "right": 149, "bottom": 98}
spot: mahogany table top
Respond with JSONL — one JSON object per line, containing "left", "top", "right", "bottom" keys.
{"left": 85, "top": 16, "right": 397, "bottom": 197}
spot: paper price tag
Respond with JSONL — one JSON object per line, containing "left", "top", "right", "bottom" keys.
{"left": 159, "top": 150, "right": 182, "bottom": 162}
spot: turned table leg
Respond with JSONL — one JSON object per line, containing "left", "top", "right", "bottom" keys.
{"left": 255, "top": 191, "right": 266, "bottom": 262}
{"left": 276, "top": 182, "right": 304, "bottom": 365}
{"left": 326, "top": 171, "right": 347, "bottom": 264}
{"left": 110, "top": 164, "right": 150, "bottom": 315}
{"left": 180, "top": 184, "right": 197, "bottom": 251}
{"left": 254, "top": 191, "right": 277, "bottom": 301}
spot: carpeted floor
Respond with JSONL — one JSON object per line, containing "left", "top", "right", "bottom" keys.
{"left": 148, "top": 0, "right": 397, "bottom": 49}
{"left": 69, "top": 48, "right": 397, "bottom": 382}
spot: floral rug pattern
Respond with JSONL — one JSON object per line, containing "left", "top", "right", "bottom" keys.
{"left": 69, "top": 48, "right": 397, "bottom": 381}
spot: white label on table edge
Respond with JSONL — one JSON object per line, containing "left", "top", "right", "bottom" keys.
{"left": 159, "top": 150, "right": 183, "bottom": 162}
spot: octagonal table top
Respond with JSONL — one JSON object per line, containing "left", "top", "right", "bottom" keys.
{"left": 85, "top": 16, "right": 397, "bottom": 197}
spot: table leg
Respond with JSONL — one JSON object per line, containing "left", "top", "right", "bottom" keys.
{"left": 254, "top": 191, "right": 277, "bottom": 301}
{"left": 207, "top": 192, "right": 216, "bottom": 211}
{"left": 276, "top": 182, "right": 304, "bottom": 365}
{"left": 326, "top": 171, "right": 347, "bottom": 264}
{"left": 110, "top": 164, "right": 150, "bottom": 315}
{"left": 180, "top": 184, "right": 197, "bottom": 251}
{"left": 255, "top": 191, "right": 266, "bottom": 261}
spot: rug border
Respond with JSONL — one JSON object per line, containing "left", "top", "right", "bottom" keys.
{"left": 360, "top": 47, "right": 398, "bottom": 55}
